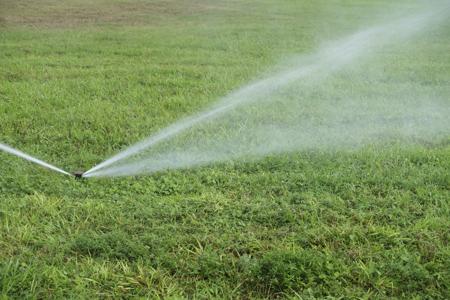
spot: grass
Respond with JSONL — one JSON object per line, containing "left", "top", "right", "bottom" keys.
{"left": 1, "top": 0, "right": 449, "bottom": 298}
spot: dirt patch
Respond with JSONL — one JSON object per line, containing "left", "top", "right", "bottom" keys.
{"left": 0, "top": 0, "right": 232, "bottom": 28}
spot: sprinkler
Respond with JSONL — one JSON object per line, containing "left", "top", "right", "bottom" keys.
{"left": 72, "top": 171, "right": 85, "bottom": 179}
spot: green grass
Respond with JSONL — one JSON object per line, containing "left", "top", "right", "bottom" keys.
{"left": 1, "top": 0, "right": 449, "bottom": 298}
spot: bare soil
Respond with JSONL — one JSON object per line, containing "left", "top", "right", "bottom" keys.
{"left": 0, "top": 0, "right": 230, "bottom": 28}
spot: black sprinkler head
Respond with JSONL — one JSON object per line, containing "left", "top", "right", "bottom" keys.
{"left": 73, "top": 171, "right": 85, "bottom": 179}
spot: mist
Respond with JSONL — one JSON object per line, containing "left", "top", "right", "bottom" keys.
{"left": 84, "top": 3, "right": 450, "bottom": 178}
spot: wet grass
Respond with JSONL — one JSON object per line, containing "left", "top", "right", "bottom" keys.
{"left": 1, "top": 0, "right": 449, "bottom": 298}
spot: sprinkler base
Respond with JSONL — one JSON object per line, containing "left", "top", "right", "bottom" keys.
{"left": 73, "top": 171, "right": 85, "bottom": 179}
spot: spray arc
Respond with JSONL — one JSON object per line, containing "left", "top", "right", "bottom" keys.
{"left": 83, "top": 7, "right": 450, "bottom": 178}
{"left": 0, "top": 142, "right": 85, "bottom": 178}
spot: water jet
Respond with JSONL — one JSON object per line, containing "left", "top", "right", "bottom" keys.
{"left": 0, "top": 142, "right": 71, "bottom": 176}
{"left": 83, "top": 7, "right": 450, "bottom": 178}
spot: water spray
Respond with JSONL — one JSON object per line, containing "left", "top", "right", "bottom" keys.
{"left": 83, "top": 6, "right": 450, "bottom": 178}
{"left": 2, "top": 5, "right": 449, "bottom": 179}
{"left": 0, "top": 142, "right": 77, "bottom": 177}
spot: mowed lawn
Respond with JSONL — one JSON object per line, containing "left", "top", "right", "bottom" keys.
{"left": 1, "top": 0, "right": 449, "bottom": 298}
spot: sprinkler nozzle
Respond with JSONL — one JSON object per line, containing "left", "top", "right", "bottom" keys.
{"left": 73, "top": 171, "right": 85, "bottom": 179}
